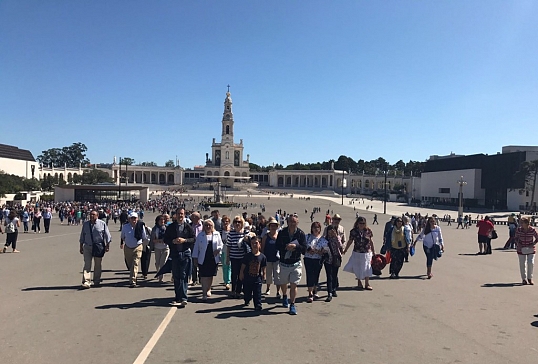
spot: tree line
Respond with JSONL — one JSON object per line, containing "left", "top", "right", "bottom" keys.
{"left": 249, "top": 155, "right": 425, "bottom": 176}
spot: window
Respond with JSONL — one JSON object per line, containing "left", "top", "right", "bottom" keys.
{"left": 439, "top": 188, "right": 450, "bottom": 194}
{"left": 226, "top": 125, "right": 230, "bottom": 134}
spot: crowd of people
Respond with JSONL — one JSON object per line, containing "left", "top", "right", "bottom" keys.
{"left": 2, "top": 193, "right": 537, "bottom": 315}
{"left": 75, "top": 201, "right": 454, "bottom": 315}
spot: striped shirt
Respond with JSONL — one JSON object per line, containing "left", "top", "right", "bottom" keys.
{"left": 515, "top": 226, "right": 538, "bottom": 255}
{"left": 226, "top": 229, "right": 251, "bottom": 260}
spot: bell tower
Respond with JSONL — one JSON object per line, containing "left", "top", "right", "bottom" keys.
{"left": 221, "top": 85, "right": 234, "bottom": 144}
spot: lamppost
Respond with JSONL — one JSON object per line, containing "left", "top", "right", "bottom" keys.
{"left": 341, "top": 168, "right": 345, "bottom": 205}
{"left": 118, "top": 157, "right": 122, "bottom": 200}
{"left": 383, "top": 168, "right": 388, "bottom": 215}
{"left": 457, "top": 175, "right": 467, "bottom": 218}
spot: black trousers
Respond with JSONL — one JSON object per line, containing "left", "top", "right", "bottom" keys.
{"left": 304, "top": 257, "right": 322, "bottom": 288}
{"left": 230, "top": 258, "right": 244, "bottom": 295}
{"left": 323, "top": 263, "right": 339, "bottom": 294}
{"left": 243, "top": 280, "right": 262, "bottom": 307}
{"left": 140, "top": 246, "right": 152, "bottom": 276}
{"left": 5, "top": 231, "right": 18, "bottom": 249}
{"left": 44, "top": 218, "right": 51, "bottom": 233}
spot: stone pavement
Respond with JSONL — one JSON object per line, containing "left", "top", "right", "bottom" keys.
{"left": 0, "top": 194, "right": 537, "bottom": 364}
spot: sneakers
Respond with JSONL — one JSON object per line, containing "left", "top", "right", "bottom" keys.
{"left": 307, "top": 295, "right": 313, "bottom": 303}
{"left": 325, "top": 294, "right": 332, "bottom": 302}
{"left": 282, "top": 295, "right": 289, "bottom": 308}
{"left": 264, "top": 289, "right": 271, "bottom": 296}
{"left": 170, "top": 301, "right": 182, "bottom": 307}
{"left": 180, "top": 300, "right": 188, "bottom": 306}
{"left": 2, "top": 246, "right": 6, "bottom": 253}
{"left": 289, "top": 304, "right": 297, "bottom": 315}
{"left": 81, "top": 282, "right": 91, "bottom": 289}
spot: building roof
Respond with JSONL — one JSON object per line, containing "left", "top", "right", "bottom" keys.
{"left": 0, "top": 144, "right": 35, "bottom": 162}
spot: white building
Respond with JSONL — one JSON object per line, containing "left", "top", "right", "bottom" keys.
{"left": 0, "top": 144, "right": 39, "bottom": 179}
{"left": 420, "top": 146, "right": 538, "bottom": 211}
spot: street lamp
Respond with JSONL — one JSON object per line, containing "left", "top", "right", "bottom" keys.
{"left": 341, "top": 168, "right": 345, "bottom": 205}
{"left": 457, "top": 176, "right": 467, "bottom": 218}
{"left": 383, "top": 168, "right": 388, "bottom": 215}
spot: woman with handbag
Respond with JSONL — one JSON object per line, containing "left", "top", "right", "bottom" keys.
{"left": 323, "top": 225, "right": 344, "bottom": 302}
{"left": 388, "top": 218, "right": 411, "bottom": 279}
{"left": 413, "top": 216, "right": 444, "bottom": 279}
{"left": 152, "top": 215, "right": 169, "bottom": 283}
{"left": 343, "top": 217, "right": 375, "bottom": 290}
{"left": 515, "top": 217, "right": 538, "bottom": 285}
{"left": 304, "top": 222, "right": 328, "bottom": 302}
{"left": 193, "top": 219, "right": 223, "bottom": 301}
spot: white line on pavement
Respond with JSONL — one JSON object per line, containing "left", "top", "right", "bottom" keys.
{"left": 16, "top": 232, "right": 81, "bottom": 242}
{"left": 133, "top": 307, "right": 177, "bottom": 364}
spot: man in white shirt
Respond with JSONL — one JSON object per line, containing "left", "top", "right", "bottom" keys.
{"left": 79, "top": 210, "right": 111, "bottom": 289}
{"left": 120, "top": 212, "right": 147, "bottom": 288}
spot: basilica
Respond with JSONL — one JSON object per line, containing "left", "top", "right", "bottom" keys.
{"left": 203, "top": 90, "right": 251, "bottom": 187}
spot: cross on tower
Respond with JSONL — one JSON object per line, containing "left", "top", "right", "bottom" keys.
{"left": 227, "top": 84, "right": 230, "bottom": 92}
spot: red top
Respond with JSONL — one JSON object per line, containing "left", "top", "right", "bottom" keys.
{"left": 476, "top": 219, "right": 494, "bottom": 236}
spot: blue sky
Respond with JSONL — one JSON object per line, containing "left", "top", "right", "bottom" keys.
{"left": 1, "top": 1, "right": 537, "bottom": 169}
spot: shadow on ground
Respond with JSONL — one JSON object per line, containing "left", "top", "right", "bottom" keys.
{"left": 95, "top": 297, "right": 174, "bottom": 310}
{"left": 195, "top": 304, "right": 282, "bottom": 318}
{"left": 481, "top": 282, "right": 524, "bottom": 288}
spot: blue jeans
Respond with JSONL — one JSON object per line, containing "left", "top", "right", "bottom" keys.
{"left": 172, "top": 251, "right": 192, "bottom": 302}
{"left": 423, "top": 245, "right": 436, "bottom": 267}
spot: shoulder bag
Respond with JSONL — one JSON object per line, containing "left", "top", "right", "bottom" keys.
{"left": 89, "top": 223, "right": 106, "bottom": 258}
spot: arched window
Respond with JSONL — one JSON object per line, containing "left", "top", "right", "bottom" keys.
{"left": 226, "top": 125, "right": 230, "bottom": 134}
{"left": 225, "top": 151, "right": 229, "bottom": 159}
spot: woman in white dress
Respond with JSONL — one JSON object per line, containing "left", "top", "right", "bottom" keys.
{"left": 343, "top": 217, "right": 375, "bottom": 290}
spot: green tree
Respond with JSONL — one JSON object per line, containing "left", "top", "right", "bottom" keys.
{"left": 334, "top": 155, "right": 357, "bottom": 172}
{"left": 139, "top": 161, "right": 157, "bottom": 166}
{"left": 120, "top": 157, "right": 135, "bottom": 165}
{"left": 23, "top": 178, "right": 41, "bottom": 191}
{"left": 37, "top": 143, "right": 89, "bottom": 168}
{"left": 249, "top": 163, "right": 262, "bottom": 172}
{"left": 517, "top": 160, "right": 538, "bottom": 211}
{"left": 41, "top": 175, "right": 55, "bottom": 191}
{"left": 80, "top": 169, "right": 114, "bottom": 184}
{"left": 165, "top": 160, "right": 175, "bottom": 167}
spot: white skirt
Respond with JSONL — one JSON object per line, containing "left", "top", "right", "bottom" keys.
{"left": 343, "top": 251, "right": 372, "bottom": 280}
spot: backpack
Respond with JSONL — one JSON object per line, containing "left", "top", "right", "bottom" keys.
{"left": 5, "top": 221, "right": 16, "bottom": 234}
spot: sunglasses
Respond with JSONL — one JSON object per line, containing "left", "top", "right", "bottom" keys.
{"left": 234, "top": 221, "right": 242, "bottom": 224}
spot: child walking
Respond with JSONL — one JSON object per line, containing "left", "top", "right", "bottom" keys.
{"left": 240, "top": 236, "right": 267, "bottom": 311}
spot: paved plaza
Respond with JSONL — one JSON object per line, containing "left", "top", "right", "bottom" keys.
{"left": 1, "top": 192, "right": 537, "bottom": 364}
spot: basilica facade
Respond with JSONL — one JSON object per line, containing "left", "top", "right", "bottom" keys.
{"left": 203, "top": 90, "right": 250, "bottom": 187}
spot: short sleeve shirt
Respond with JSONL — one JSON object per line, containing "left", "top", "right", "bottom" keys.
{"left": 350, "top": 227, "right": 373, "bottom": 253}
